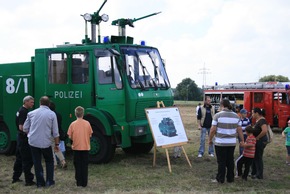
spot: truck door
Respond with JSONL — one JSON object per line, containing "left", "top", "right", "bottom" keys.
{"left": 252, "top": 92, "right": 274, "bottom": 126}
{"left": 46, "top": 52, "right": 94, "bottom": 130}
{"left": 69, "top": 52, "right": 93, "bottom": 122}
{"left": 251, "top": 92, "right": 265, "bottom": 123}
{"left": 252, "top": 92, "right": 265, "bottom": 108}
{"left": 94, "top": 49, "right": 125, "bottom": 121}
{"left": 46, "top": 53, "right": 72, "bottom": 129}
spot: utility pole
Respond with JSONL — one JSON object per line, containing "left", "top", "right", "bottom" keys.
{"left": 187, "top": 84, "right": 189, "bottom": 101}
{"left": 198, "top": 62, "right": 210, "bottom": 89}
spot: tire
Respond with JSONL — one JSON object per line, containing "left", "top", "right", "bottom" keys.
{"left": 89, "top": 129, "right": 115, "bottom": 164}
{"left": 122, "top": 141, "right": 154, "bottom": 154}
{"left": 0, "top": 122, "right": 16, "bottom": 154}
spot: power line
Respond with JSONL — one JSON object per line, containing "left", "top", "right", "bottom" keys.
{"left": 198, "top": 62, "right": 210, "bottom": 89}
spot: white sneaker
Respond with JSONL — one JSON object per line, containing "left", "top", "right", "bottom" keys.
{"left": 209, "top": 153, "right": 214, "bottom": 157}
{"left": 198, "top": 154, "right": 202, "bottom": 158}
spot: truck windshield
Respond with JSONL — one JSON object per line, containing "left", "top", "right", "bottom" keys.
{"left": 121, "top": 47, "right": 170, "bottom": 89}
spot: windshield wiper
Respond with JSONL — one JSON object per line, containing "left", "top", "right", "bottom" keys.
{"left": 147, "top": 51, "right": 169, "bottom": 90}
{"left": 128, "top": 64, "right": 145, "bottom": 90}
{"left": 136, "top": 52, "right": 158, "bottom": 90}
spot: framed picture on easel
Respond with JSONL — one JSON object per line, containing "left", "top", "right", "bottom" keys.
{"left": 145, "top": 107, "right": 188, "bottom": 147}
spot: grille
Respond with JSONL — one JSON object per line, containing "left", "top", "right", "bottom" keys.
{"left": 135, "top": 100, "right": 172, "bottom": 119}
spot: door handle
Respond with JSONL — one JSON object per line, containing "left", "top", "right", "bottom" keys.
{"left": 96, "top": 95, "right": 104, "bottom": 100}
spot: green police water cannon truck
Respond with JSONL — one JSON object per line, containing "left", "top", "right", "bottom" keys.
{"left": 0, "top": 0, "right": 174, "bottom": 163}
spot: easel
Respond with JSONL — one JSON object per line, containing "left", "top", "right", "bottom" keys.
{"left": 152, "top": 101, "right": 192, "bottom": 173}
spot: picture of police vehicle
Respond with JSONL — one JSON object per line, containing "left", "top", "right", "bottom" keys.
{"left": 158, "top": 118, "right": 177, "bottom": 137}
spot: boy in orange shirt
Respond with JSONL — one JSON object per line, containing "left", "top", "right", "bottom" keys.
{"left": 67, "top": 106, "right": 93, "bottom": 187}
{"left": 235, "top": 126, "right": 256, "bottom": 181}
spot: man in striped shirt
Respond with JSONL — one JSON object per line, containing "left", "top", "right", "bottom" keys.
{"left": 209, "top": 98, "right": 244, "bottom": 183}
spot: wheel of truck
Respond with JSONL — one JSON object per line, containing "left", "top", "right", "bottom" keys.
{"left": 0, "top": 122, "right": 16, "bottom": 155}
{"left": 122, "top": 141, "right": 154, "bottom": 154}
{"left": 89, "top": 130, "right": 115, "bottom": 164}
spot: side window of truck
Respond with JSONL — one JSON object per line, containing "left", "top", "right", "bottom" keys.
{"left": 274, "top": 92, "right": 288, "bottom": 104}
{"left": 48, "top": 53, "right": 68, "bottom": 84}
{"left": 98, "top": 57, "right": 113, "bottom": 84}
{"left": 98, "top": 56, "right": 122, "bottom": 89}
{"left": 254, "top": 93, "right": 263, "bottom": 103}
{"left": 71, "top": 53, "right": 89, "bottom": 84}
{"left": 281, "top": 93, "right": 288, "bottom": 104}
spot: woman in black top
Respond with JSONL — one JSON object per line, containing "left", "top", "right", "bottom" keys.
{"left": 251, "top": 107, "right": 268, "bottom": 179}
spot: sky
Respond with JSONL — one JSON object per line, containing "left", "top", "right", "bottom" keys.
{"left": 1, "top": 0, "right": 290, "bottom": 88}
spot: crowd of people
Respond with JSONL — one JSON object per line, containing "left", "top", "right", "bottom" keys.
{"left": 195, "top": 96, "right": 290, "bottom": 183}
{"left": 11, "top": 95, "right": 290, "bottom": 187}
{"left": 12, "top": 95, "right": 92, "bottom": 188}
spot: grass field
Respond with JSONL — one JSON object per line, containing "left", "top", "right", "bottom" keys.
{"left": 0, "top": 103, "right": 289, "bottom": 193}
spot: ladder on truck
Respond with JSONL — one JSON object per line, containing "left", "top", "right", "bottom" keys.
{"left": 205, "top": 82, "right": 288, "bottom": 90}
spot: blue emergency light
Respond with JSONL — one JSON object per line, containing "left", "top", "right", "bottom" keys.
{"left": 103, "top": 36, "right": 110, "bottom": 43}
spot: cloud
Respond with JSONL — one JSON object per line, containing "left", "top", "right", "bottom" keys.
{"left": 161, "top": 0, "right": 290, "bottom": 87}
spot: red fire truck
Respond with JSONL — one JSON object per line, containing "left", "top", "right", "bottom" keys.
{"left": 203, "top": 82, "right": 290, "bottom": 130}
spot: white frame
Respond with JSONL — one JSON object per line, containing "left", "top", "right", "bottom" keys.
{"left": 145, "top": 107, "right": 188, "bottom": 147}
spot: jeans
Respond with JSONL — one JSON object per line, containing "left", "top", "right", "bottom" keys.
{"left": 30, "top": 146, "right": 54, "bottom": 187}
{"left": 215, "top": 146, "right": 235, "bottom": 183}
{"left": 198, "top": 127, "right": 214, "bottom": 155}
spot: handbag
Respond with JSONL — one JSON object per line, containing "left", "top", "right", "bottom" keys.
{"left": 266, "top": 125, "right": 273, "bottom": 144}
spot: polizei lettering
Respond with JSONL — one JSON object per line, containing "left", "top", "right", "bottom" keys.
{"left": 54, "top": 91, "right": 83, "bottom": 99}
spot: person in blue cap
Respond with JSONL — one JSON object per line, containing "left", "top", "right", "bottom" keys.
{"left": 238, "top": 109, "right": 251, "bottom": 155}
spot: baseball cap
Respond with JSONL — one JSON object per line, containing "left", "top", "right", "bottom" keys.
{"left": 240, "top": 109, "right": 247, "bottom": 114}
